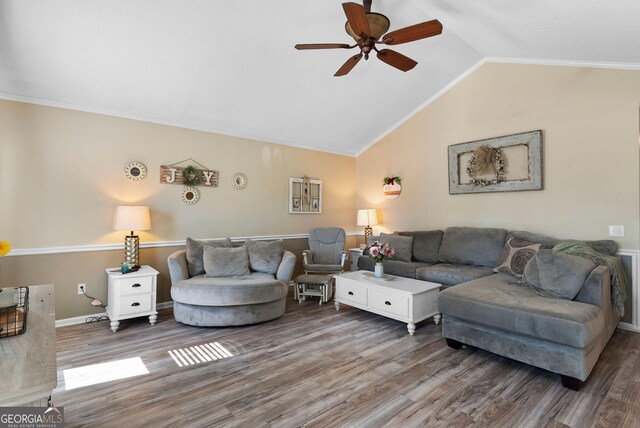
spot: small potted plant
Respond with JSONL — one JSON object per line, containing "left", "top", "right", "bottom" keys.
{"left": 382, "top": 176, "right": 402, "bottom": 199}
{"left": 366, "top": 240, "right": 395, "bottom": 278}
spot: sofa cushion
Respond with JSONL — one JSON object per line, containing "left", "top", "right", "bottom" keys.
{"left": 522, "top": 250, "right": 596, "bottom": 300}
{"left": 185, "top": 237, "right": 233, "bottom": 277}
{"left": 379, "top": 233, "right": 413, "bottom": 262}
{"left": 416, "top": 264, "right": 495, "bottom": 287}
{"left": 171, "top": 272, "right": 287, "bottom": 306}
{"left": 493, "top": 237, "right": 544, "bottom": 277}
{"left": 357, "top": 257, "right": 431, "bottom": 279}
{"left": 245, "top": 239, "right": 283, "bottom": 275}
{"left": 203, "top": 246, "right": 251, "bottom": 278}
{"left": 437, "top": 273, "right": 604, "bottom": 348}
{"left": 437, "top": 227, "right": 507, "bottom": 267}
{"left": 398, "top": 230, "right": 443, "bottom": 263}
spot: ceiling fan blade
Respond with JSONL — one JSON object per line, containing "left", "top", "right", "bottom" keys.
{"left": 295, "top": 43, "right": 352, "bottom": 50}
{"left": 376, "top": 49, "right": 417, "bottom": 72}
{"left": 342, "top": 2, "right": 370, "bottom": 39}
{"left": 334, "top": 53, "right": 363, "bottom": 77}
{"left": 382, "top": 19, "right": 443, "bottom": 45}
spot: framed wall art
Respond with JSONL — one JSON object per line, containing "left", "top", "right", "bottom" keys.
{"left": 289, "top": 176, "right": 322, "bottom": 214}
{"left": 448, "top": 130, "right": 543, "bottom": 194}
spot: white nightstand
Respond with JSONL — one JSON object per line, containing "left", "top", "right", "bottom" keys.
{"left": 105, "top": 265, "right": 159, "bottom": 332}
{"left": 349, "top": 248, "right": 364, "bottom": 272}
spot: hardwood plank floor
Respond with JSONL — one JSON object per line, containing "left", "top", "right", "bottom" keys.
{"left": 52, "top": 290, "right": 640, "bottom": 427}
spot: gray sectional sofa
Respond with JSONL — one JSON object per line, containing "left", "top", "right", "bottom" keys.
{"left": 358, "top": 227, "right": 623, "bottom": 390}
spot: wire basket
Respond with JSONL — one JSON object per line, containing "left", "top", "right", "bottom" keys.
{"left": 0, "top": 287, "right": 29, "bottom": 338}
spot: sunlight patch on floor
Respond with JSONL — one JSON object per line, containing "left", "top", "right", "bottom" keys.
{"left": 63, "top": 357, "right": 149, "bottom": 390}
{"left": 168, "top": 342, "right": 233, "bottom": 367}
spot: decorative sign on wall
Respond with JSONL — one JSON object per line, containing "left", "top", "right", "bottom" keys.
{"left": 160, "top": 159, "right": 218, "bottom": 187}
{"left": 289, "top": 176, "right": 322, "bottom": 214}
{"left": 382, "top": 176, "right": 402, "bottom": 199}
{"left": 448, "top": 130, "right": 543, "bottom": 194}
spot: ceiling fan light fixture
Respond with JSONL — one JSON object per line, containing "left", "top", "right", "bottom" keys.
{"left": 345, "top": 12, "right": 390, "bottom": 41}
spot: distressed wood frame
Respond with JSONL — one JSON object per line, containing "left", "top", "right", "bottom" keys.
{"left": 448, "top": 130, "right": 543, "bottom": 195}
{"left": 289, "top": 177, "right": 322, "bottom": 214}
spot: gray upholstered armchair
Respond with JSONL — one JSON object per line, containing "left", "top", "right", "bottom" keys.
{"left": 302, "top": 227, "right": 347, "bottom": 274}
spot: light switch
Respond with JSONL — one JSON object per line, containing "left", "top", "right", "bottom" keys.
{"left": 608, "top": 225, "right": 624, "bottom": 237}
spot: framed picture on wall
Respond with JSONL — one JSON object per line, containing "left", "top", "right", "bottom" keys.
{"left": 448, "top": 130, "right": 543, "bottom": 194}
{"left": 289, "top": 177, "right": 322, "bottom": 214}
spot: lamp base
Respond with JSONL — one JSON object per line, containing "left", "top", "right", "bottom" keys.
{"left": 124, "top": 235, "right": 140, "bottom": 268}
{"left": 364, "top": 226, "right": 373, "bottom": 238}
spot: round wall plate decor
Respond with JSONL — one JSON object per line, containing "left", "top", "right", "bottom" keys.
{"left": 231, "top": 172, "right": 247, "bottom": 190}
{"left": 181, "top": 187, "right": 200, "bottom": 204}
{"left": 124, "top": 162, "right": 147, "bottom": 181}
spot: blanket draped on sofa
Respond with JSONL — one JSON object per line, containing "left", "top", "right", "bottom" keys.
{"left": 554, "top": 240, "right": 627, "bottom": 316}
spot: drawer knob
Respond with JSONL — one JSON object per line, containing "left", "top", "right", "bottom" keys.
{"left": 132, "top": 283, "right": 141, "bottom": 288}
{"left": 385, "top": 301, "right": 391, "bottom": 306}
{"left": 348, "top": 291, "right": 354, "bottom": 296}
{"left": 131, "top": 302, "right": 140, "bottom": 307}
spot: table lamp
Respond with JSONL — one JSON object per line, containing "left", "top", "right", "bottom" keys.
{"left": 113, "top": 205, "right": 151, "bottom": 269}
{"left": 357, "top": 209, "right": 378, "bottom": 238}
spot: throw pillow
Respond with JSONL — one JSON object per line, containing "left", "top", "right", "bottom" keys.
{"left": 245, "top": 239, "right": 283, "bottom": 275}
{"left": 494, "top": 237, "right": 543, "bottom": 277}
{"left": 203, "top": 246, "right": 251, "bottom": 278}
{"left": 522, "top": 249, "right": 596, "bottom": 300}
{"left": 379, "top": 233, "right": 413, "bottom": 263}
{"left": 185, "top": 237, "right": 233, "bottom": 277}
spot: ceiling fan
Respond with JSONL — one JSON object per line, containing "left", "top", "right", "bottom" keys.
{"left": 295, "top": 0, "right": 443, "bottom": 77}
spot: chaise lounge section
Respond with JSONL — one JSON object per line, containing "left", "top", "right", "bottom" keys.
{"left": 357, "top": 227, "right": 624, "bottom": 389}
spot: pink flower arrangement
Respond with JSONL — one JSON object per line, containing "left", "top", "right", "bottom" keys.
{"left": 366, "top": 241, "right": 395, "bottom": 264}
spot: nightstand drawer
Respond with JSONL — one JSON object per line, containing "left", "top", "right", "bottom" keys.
{"left": 336, "top": 281, "right": 368, "bottom": 306}
{"left": 118, "top": 276, "right": 153, "bottom": 296}
{"left": 370, "top": 290, "right": 409, "bottom": 318}
{"left": 118, "top": 294, "right": 153, "bottom": 315}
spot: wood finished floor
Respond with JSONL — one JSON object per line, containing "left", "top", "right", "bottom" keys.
{"left": 53, "top": 290, "right": 640, "bottom": 428}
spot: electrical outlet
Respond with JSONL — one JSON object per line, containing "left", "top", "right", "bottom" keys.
{"left": 78, "top": 283, "right": 86, "bottom": 295}
{"left": 608, "top": 225, "right": 624, "bottom": 237}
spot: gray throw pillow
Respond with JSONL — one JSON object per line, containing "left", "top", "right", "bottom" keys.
{"left": 185, "top": 237, "right": 233, "bottom": 277}
{"left": 203, "top": 246, "right": 251, "bottom": 278}
{"left": 379, "top": 233, "right": 413, "bottom": 263}
{"left": 522, "top": 250, "right": 596, "bottom": 300}
{"left": 245, "top": 239, "right": 283, "bottom": 275}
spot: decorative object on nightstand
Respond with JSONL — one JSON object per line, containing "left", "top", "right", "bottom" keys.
{"left": 113, "top": 205, "right": 151, "bottom": 269}
{"left": 357, "top": 209, "right": 378, "bottom": 238}
{"left": 382, "top": 176, "right": 402, "bottom": 199}
{"left": 105, "top": 265, "right": 159, "bottom": 332}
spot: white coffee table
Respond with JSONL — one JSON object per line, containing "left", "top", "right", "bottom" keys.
{"left": 334, "top": 271, "right": 441, "bottom": 335}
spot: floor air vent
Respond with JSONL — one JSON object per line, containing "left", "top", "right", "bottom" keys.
{"left": 168, "top": 342, "right": 233, "bottom": 367}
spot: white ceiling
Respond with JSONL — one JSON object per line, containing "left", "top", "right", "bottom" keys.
{"left": 1, "top": 0, "right": 639, "bottom": 156}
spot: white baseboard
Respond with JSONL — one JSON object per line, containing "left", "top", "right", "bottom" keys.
{"left": 618, "top": 322, "right": 640, "bottom": 333}
{"left": 55, "top": 301, "right": 174, "bottom": 328}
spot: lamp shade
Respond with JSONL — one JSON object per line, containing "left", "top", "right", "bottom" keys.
{"left": 357, "top": 209, "right": 378, "bottom": 226}
{"left": 113, "top": 206, "right": 151, "bottom": 232}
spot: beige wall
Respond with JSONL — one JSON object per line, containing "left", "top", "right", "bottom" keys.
{"left": 0, "top": 100, "right": 357, "bottom": 319}
{"left": 357, "top": 63, "right": 640, "bottom": 251}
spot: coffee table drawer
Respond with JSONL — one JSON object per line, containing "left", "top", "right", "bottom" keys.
{"left": 370, "top": 290, "right": 409, "bottom": 318}
{"left": 336, "top": 282, "right": 368, "bottom": 306}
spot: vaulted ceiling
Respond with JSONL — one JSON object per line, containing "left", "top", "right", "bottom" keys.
{"left": 1, "top": 1, "right": 639, "bottom": 156}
